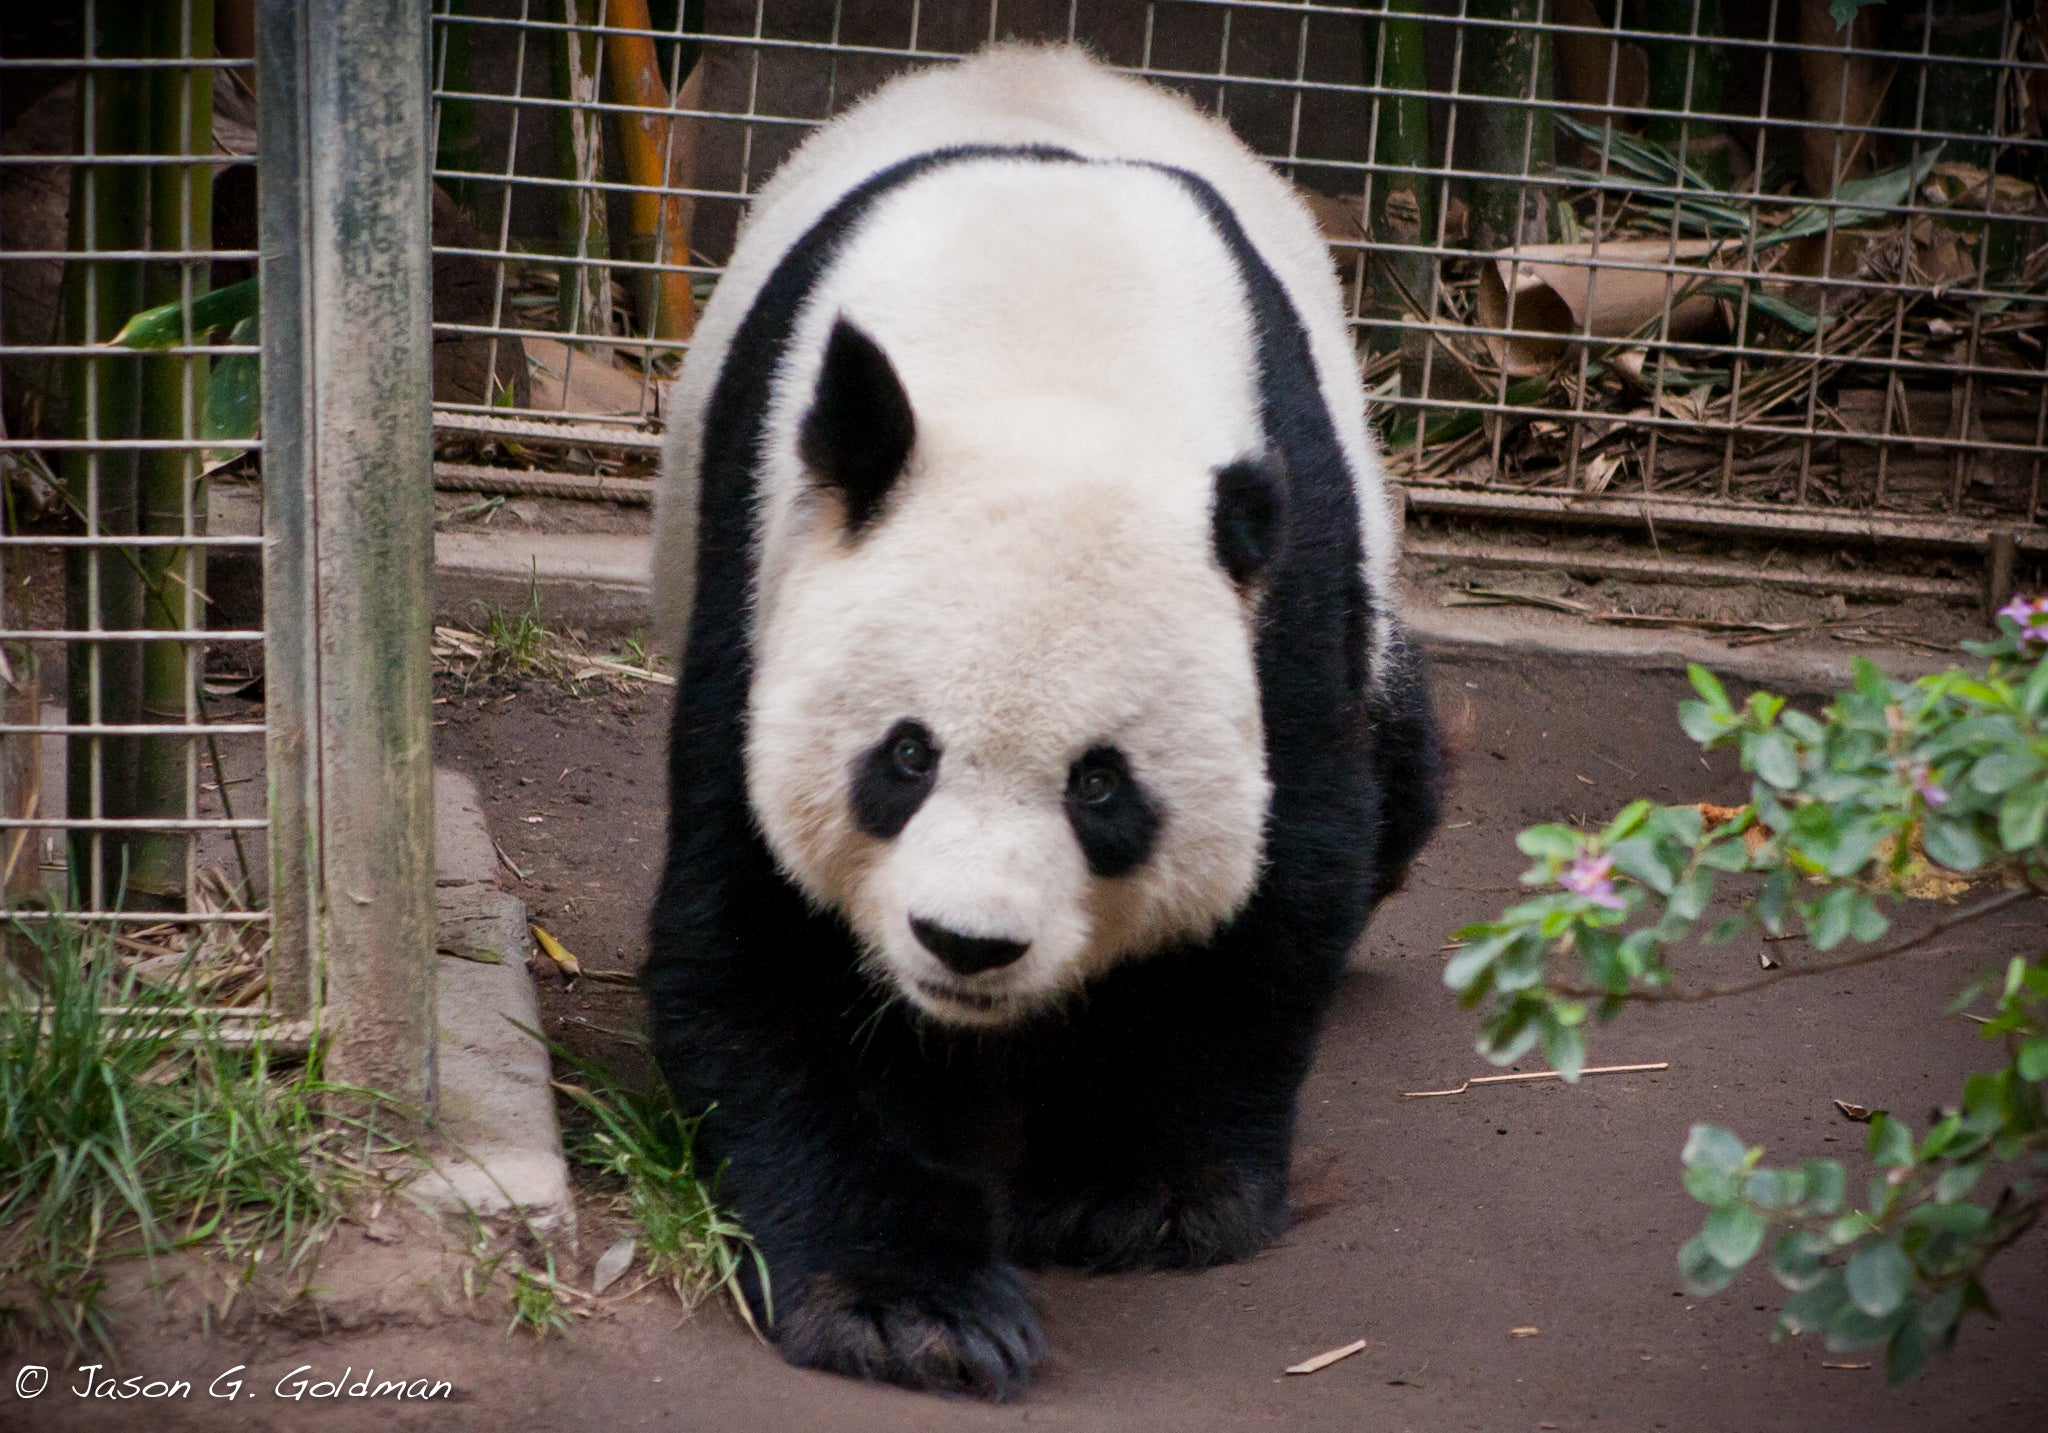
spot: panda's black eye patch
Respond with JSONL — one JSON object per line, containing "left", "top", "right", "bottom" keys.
{"left": 853, "top": 719, "right": 939, "bottom": 840}
{"left": 1065, "top": 745, "right": 1160, "bottom": 878}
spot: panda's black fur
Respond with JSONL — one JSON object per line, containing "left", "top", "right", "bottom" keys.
{"left": 646, "top": 128, "right": 1440, "bottom": 1401}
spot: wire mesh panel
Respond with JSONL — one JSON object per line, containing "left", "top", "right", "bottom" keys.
{"left": 427, "top": 2, "right": 2048, "bottom": 551}
{"left": 1, "top": 4, "right": 296, "bottom": 1032}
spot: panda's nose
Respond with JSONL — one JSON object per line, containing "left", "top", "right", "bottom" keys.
{"left": 910, "top": 917, "right": 1029, "bottom": 975}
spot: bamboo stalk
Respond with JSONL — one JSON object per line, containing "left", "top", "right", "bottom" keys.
{"left": 1643, "top": 0, "right": 1734, "bottom": 192}
{"left": 1463, "top": 0, "right": 1556, "bottom": 251}
{"left": 60, "top": 0, "right": 152, "bottom": 906}
{"left": 601, "top": 0, "right": 698, "bottom": 343}
{"left": 549, "top": 0, "right": 613, "bottom": 346}
{"left": 131, "top": 0, "right": 216, "bottom": 910}
{"left": 1365, "top": 0, "right": 1437, "bottom": 380}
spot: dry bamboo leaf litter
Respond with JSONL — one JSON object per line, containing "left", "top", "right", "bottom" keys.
{"left": 1285, "top": 1338, "right": 1368, "bottom": 1375}
{"left": 1403, "top": 1062, "right": 1670, "bottom": 1098}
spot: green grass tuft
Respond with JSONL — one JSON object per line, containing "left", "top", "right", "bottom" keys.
{"left": 549, "top": 1045, "right": 767, "bottom": 1329}
{"left": 0, "top": 920, "right": 404, "bottom": 1352}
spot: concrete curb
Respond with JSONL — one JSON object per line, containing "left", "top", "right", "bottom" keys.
{"left": 405, "top": 768, "right": 576, "bottom": 1234}
{"left": 435, "top": 528, "right": 1961, "bottom": 691}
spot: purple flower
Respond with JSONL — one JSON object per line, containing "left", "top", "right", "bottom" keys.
{"left": 1913, "top": 767, "right": 1950, "bottom": 808}
{"left": 1998, "top": 594, "right": 2048, "bottom": 647}
{"left": 1561, "top": 852, "right": 1626, "bottom": 910}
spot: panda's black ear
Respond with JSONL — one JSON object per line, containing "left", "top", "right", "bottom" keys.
{"left": 1211, "top": 457, "right": 1287, "bottom": 588}
{"left": 800, "top": 318, "right": 915, "bottom": 535}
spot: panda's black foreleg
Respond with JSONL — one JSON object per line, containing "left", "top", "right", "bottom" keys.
{"left": 1004, "top": 962, "right": 1313, "bottom": 1273}
{"left": 647, "top": 889, "right": 1044, "bottom": 1399}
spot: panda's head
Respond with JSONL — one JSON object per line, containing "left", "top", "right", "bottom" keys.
{"left": 745, "top": 317, "right": 1282, "bottom": 1028}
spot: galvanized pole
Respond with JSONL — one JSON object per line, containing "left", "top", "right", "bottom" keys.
{"left": 259, "top": 0, "right": 436, "bottom": 1113}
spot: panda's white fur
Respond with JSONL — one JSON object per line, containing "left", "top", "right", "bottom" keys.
{"left": 654, "top": 45, "right": 1402, "bottom": 1027}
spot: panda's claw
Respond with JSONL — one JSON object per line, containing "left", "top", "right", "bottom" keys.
{"left": 775, "top": 1264, "right": 1045, "bottom": 1401}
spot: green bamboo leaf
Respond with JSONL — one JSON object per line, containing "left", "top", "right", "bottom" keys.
{"left": 109, "top": 275, "right": 259, "bottom": 349}
{"left": 1698, "top": 280, "right": 1820, "bottom": 335}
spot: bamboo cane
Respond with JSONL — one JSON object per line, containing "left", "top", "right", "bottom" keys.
{"left": 601, "top": 0, "right": 699, "bottom": 343}
{"left": 130, "top": 0, "right": 216, "bottom": 910}
{"left": 60, "top": 0, "right": 151, "bottom": 907}
{"left": 1464, "top": 0, "right": 1557, "bottom": 251}
{"left": 549, "top": 0, "right": 613, "bottom": 348}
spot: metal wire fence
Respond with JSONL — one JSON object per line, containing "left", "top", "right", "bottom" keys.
{"left": 0, "top": 5, "right": 284, "bottom": 1026}
{"left": 428, "top": 0, "right": 2048, "bottom": 559}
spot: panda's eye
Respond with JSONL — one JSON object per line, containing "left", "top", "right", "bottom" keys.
{"left": 1064, "top": 744, "right": 1160, "bottom": 878}
{"left": 890, "top": 730, "right": 936, "bottom": 779}
{"left": 1076, "top": 766, "right": 1120, "bottom": 806}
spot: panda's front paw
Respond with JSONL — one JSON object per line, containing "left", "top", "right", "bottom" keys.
{"left": 775, "top": 1264, "right": 1045, "bottom": 1401}
{"left": 1010, "top": 1161, "right": 1287, "bottom": 1272}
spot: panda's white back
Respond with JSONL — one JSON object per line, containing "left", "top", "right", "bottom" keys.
{"left": 652, "top": 44, "right": 1399, "bottom": 659}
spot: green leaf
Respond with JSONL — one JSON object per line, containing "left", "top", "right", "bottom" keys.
{"left": 1920, "top": 816, "right": 1986, "bottom": 873}
{"left": 2017, "top": 1037, "right": 2048, "bottom": 1082}
{"left": 1517, "top": 824, "right": 1585, "bottom": 861}
{"left": 1825, "top": 1301, "right": 1907, "bottom": 1352}
{"left": 1884, "top": 1317, "right": 1927, "bottom": 1383}
{"left": 1542, "top": 1020, "right": 1586, "bottom": 1083}
{"left": 1678, "top": 1233, "right": 1739, "bottom": 1296}
{"left": 1762, "top": 150, "right": 1943, "bottom": 249}
{"left": 1702, "top": 1202, "right": 1768, "bottom": 1268}
{"left": 1998, "top": 777, "right": 2048, "bottom": 853}
{"left": 1829, "top": 0, "right": 1882, "bottom": 29}
{"left": 1599, "top": 799, "right": 1655, "bottom": 845}
{"left": 1752, "top": 731, "right": 1802, "bottom": 789}
{"left": 1699, "top": 280, "right": 1819, "bottom": 335}
{"left": 1905, "top": 1201, "right": 1990, "bottom": 1236}
{"left": 1968, "top": 746, "right": 2044, "bottom": 796}
{"left": 1682, "top": 1124, "right": 1750, "bottom": 1175}
{"left": 1687, "top": 664, "right": 1733, "bottom": 715}
{"left": 1745, "top": 1166, "right": 1807, "bottom": 1210}
{"left": 203, "top": 330, "right": 261, "bottom": 446}
{"left": 1934, "top": 1160, "right": 1983, "bottom": 1204}
{"left": 1867, "top": 1112, "right": 1913, "bottom": 1168}
{"left": 1684, "top": 1164, "right": 1739, "bottom": 1205}
{"left": 1607, "top": 836, "right": 1676, "bottom": 895}
{"left": 1805, "top": 887, "right": 1857, "bottom": 951}
{"left": 1917, "top": 1284, "right": 1965, "bottom": 1343}
{"left": 1800, "top": 1159, "right": 1847, "bottom": 1215}
{"left": 1777, "top": 1274, "right": 1847, "bottom": 1335}
{"left": 1444, "top": 931, "right": 1515, "bottom": 992}
{"left": 1769, "top": 1230, "right": 1832, "bottom": 1291}
{"left": 109, "top": 275, "right": 260, "bottom": 348}
{"left": 1844, "top": 1240, "right": 1913, "bottom": 1317}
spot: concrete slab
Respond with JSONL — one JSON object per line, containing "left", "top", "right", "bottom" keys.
{"left": 435, "top": 529, "right": 651, "bottom": 632}
{"left": 404, "top": 767, "right": 575, "bottom": 1234}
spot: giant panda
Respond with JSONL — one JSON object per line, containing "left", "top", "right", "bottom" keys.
{"left": 645, "top": 44, "right": 1440, "bottom": 1400}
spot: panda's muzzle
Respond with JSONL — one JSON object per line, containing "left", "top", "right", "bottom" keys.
{"left": 909, "top": 918, "right": 1029, "bottom": 976}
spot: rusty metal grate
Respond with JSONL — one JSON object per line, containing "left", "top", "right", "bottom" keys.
{"left": 426, "top": 1, "right": 2048, "bottom": 555}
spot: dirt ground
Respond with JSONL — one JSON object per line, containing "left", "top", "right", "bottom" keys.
{"left": 14, "top": 648, "right": 2047, "bottom": 1433}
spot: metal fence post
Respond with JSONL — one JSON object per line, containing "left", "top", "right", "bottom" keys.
{"left": 259, "top": 0, "right": 436, "bottom": 1112}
